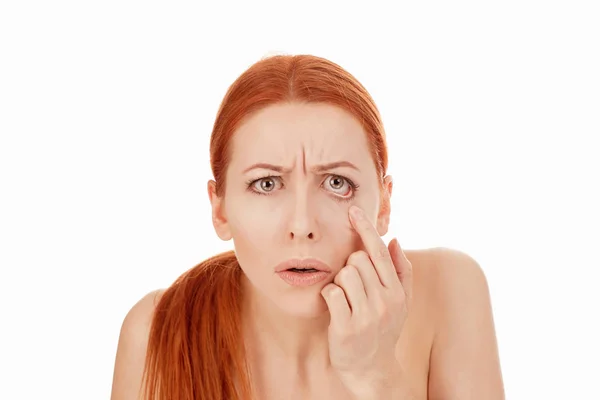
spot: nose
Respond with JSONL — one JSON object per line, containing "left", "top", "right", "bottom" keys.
{"left": 287, "top": 192, "right": 321, "bottom": 242}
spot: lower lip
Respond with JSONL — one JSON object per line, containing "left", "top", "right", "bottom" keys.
{"left": 276, "top": 270, "right": 330, "bottom": 287}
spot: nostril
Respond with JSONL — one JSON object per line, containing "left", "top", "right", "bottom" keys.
{"left": 288, "top": 232, "right": 315, "bottom": 239}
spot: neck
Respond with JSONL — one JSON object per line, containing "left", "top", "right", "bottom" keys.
{"left": 240, "top": 274, "right": 332, "bottom": 373}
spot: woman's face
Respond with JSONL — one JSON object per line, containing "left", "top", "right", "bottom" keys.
{"left": 209, "top": 102, "right": 392, "bottom": 317}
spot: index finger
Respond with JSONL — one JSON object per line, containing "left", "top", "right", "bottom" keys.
{"left": 348, "top": 205, "right": 398, "bottom": 288}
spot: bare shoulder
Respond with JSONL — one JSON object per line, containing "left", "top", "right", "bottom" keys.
{"left": 405, "top": 246, "right": 488, "bottom": 289}
{"left": 403, "top": 247, "right": 439, "bottom": 313}
{"left": 426, "top": 247, "right": 505, "bottom": 400}
{"left": 110, "top": 289, "right": 167, "bottom": 400}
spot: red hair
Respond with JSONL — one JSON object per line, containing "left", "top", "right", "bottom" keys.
{"left": 142, "top": 54, "right": 390, "bottom": 400}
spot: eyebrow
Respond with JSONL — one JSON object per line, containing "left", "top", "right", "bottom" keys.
{"left": 242, "top": 161, "right": 360, "bottom": 174}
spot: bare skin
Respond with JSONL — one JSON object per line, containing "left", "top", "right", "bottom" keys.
{"left": 110, "top": 102, "right": 504, "bottom": 399}
{"left": 110, "top": 248, "right": 504, "bottom": 399}
{"left": 240, "top": 247, "right": 504, "bottom": 400}
{"left": 241, "top": 248, "right": 436, "bottom": 400}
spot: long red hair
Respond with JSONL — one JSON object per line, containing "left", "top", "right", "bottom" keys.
{"left": 141, "top": 54, "right": 390, "bottom": 400}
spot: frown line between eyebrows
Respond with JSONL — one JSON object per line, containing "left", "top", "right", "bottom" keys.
{"left": 242, "top": 161, "right": 360, "bottom": 174}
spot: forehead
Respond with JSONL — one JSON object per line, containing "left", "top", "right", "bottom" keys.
{"left": 229, "top": 102, "right": 372, "bottom": 168}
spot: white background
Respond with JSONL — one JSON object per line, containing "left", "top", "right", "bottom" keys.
{"left": 1, "top": 1, "right": 598, "bottom": 399}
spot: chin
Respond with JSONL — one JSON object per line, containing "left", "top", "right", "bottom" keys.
{"left": 276, "top": 291, "right": 329, "bottom": 318}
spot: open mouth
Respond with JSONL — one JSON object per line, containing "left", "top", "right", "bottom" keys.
{"left": 287, "top": 268, "right": 319, "bottom": 273}
{"left": 276, "top": 262, "right": 331, "bottom": 286}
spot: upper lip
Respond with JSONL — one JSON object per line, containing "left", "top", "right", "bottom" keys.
{"left": 275, "top": 258, "right": 332, "bottom": 272}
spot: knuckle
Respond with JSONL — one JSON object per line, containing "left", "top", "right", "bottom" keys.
{"left": 337, "top": 265, "right": 356, "bottom": 284}
{"left": 359, "top": 250, "right": 372, "bottom": 264}
{"left": 396, "top": 288, "right": 407, "bottom": 304}
{"left": 387, "top": 289, "right": 404, "bottom": 309}
{"left": 343, "top": 264, "right": 357, "bottom": 276}
{"left": 347, "top": 250, "right": 369, "bottom": 266}
{"left": 374, "top": 244, "right": 390, "bottom": 261}
{"left": 346, "top": 252, "right": 359, "bottom": 266}
{"left": 336, "top": 325, "right": 356, "bottom": 340}
{"left": 379, "top": 309, "right": 392, "bottom": 325}
{"left": 330, "top": 286, "right": 344, "bottom": 298}
{"left": 357, "top": 319, "right": 371, "bottom": 333}
{"left": 374, "top": 299, "right": 390, "bottom": 321}
{"left": 333, "top": 269, "right": 344, "bottom": 285}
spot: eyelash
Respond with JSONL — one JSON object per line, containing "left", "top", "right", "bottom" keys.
{"left": 245, "top": 174, "right": 360, "bottom": 202}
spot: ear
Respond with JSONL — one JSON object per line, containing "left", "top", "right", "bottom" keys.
{"left": 207, "top": 180, "right": 232, "bottom": 241}
{"left": 376, "top": 175, "right": 393, "bottom": 236}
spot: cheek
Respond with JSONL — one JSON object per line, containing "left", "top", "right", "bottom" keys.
{"left": 226, "top": 202, "right": 285, "bottom": 256}
{"left": 316, "top": 203, "right": 362, "bottom": 252}
{"left": 317, "top": 202, "right": 354, "bottom": 233}
{"left": 227, "top": 193, "right": 365, "bottom": 244}
{"left": 228, "top": 219, "right": 272, "bottom": 278}
{"left": 229, "top": 214, "right": 273, "bottom": 245}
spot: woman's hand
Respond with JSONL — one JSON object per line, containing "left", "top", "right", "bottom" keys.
{"left": 321, "top": 205, "right": 413, "bottom": 399}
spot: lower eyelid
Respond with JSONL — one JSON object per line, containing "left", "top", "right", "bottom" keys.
{"left": 251, "top": 176, "right": 357, "bottom": 196}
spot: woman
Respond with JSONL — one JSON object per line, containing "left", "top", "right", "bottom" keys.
{"left": 110, "top": 54, "right": 505, "bottom": 400}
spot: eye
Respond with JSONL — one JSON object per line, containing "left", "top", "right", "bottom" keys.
{"left": 247, "top": 175, "right": 283, "bottom": 195}
{"left": 324, "top": 175, "right": 358, "bottom": 198}
{"left": 246, "top": 174, "right": 359, "bottom": 200}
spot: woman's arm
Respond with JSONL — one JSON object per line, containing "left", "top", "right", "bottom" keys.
{"left": 428, "top": 248, "right": 505, "bottom": 400}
